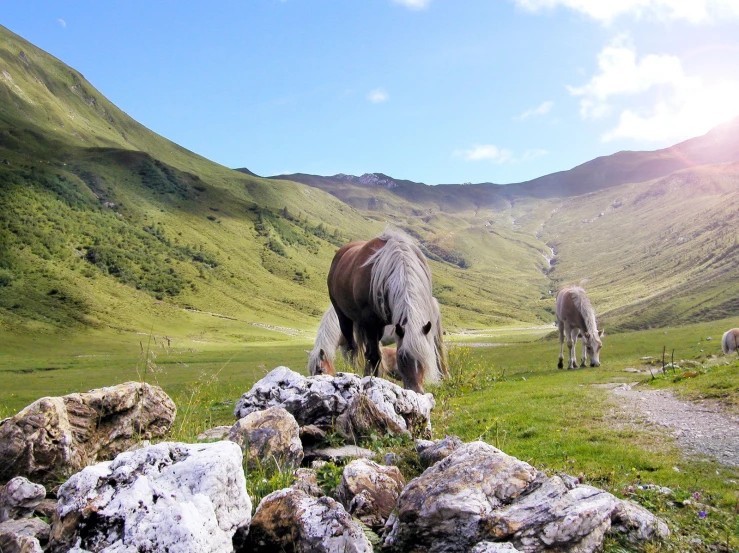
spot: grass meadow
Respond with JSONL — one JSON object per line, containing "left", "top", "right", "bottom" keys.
{"left": 2, "top": 316, "right": 738, "bottom": 552}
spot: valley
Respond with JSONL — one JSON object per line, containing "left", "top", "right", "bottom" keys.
{"left": 2, "top": 23, "right": 739, "bottom": 552}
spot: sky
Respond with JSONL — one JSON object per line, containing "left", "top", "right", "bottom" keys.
{"left": 3, "top": 0, "right": 739, "bottom": 185}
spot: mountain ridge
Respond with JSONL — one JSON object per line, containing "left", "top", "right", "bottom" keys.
{"left": 2, "top": 23, "right": 739, "bottom": 339}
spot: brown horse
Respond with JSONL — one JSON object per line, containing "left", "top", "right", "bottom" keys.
{"left": 556, "top": 285, "right": 603, "bottom": 369}
{"left": 327, "top": 229, "right": 441, "bottom": 393}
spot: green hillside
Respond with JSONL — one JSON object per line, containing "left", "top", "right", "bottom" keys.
{"left": 2, "top": 23, "right": 739, "bottom": 342}
{"left": 0, "top": 25, "right": 553, "bottom": 345}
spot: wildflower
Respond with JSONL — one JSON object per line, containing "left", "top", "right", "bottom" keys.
{"left": 692, "top": 491, "right": 700, "bottom": 501}
{"left": 698, "top": 510, "right": 707, "bottom": 519}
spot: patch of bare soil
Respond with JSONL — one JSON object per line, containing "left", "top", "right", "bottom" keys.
{"left": 605, "top": 383, "right": 739, "bottom": 467}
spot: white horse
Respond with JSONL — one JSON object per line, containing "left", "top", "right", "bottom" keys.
{"left": 308, "top": 298, "right": 448, "bottom": 380}
{"left": 556, "top": 285, "right": 603, "bottom": 369}
{"left": 722, "top": 328, "right": 739, "bottom": 355}
{"left": 307, "top": 306, "right": 397, "bottom": 376}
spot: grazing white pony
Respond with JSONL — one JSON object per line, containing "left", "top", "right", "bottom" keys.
{"left": 308, "top": 298, "right": 448, "bottom": 380}
{"left": 556, "top": 285, "right": 604, "bottom": 369}
{"left": 307, "top": 306, "right": 397, "bottom": 376}
{"left": 722, "top": 328, "right": 739, "bottom": 355}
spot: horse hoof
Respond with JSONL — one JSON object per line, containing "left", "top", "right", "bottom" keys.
{"left": 557, "top": 360, "right": 563, "bottom": 369}
{"left": 579, "top": 362, "right": 586, "bottom": 368}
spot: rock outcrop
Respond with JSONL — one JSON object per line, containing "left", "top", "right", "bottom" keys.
{"left": 50, "top": 441, "right": 251, "bottom": 553}
{"left": 244, "top": 488, "right": 373, "bottom": 553}
{"left": 234, "top": 367, "right": 434, "bottom": 437}
{"left": 0, "top": 517, "right": 49, "bottom": 553}
{"left": 228, "top": 406, "right": 303, "bottom": 470}
{"left": 0, "top": 382, "right": 176, "bottom": 484}
{"left": 382, "top": 441, "right": 669, "bottom": 553}
{"left": 418, "top": 435, "right": 464, "bottom": 467}
{"left": 0, "top": 478, "right": 45, "bottom": 522}
{"left": 336, "top": 459, "right": 405, "bottom": 529}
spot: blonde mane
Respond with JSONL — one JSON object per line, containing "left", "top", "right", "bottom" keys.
{"left": 364, "top": 229, "right": 440, "bottom": 383}
{"left": 308, "top": 307, "right": 343, "bottom": 372}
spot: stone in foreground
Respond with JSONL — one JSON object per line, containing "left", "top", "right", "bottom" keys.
{"left": 381, "top": 441, "right": 668, "bottom": 553}
{"left": 0, "top": 477, "right": 46, "bottom": 522}
{"left": 244, "top": 488, "right": 372, "bottom": 553}
{"left": 382, "top": 441, "right": 539, "bottom": 553}
{"left": 0, "top": 517, "right": 49, "bottom": 553}
{"left": 50, "top": 441, "right": 251, "bottom": 553}
{"left": 0, "top": 382, "right": 176, "bottom": 484}
{"left": 337, "top": 459, "right": 405, "bottom": 530}
{"left": 228, "top": 405, "right": 303, "bottom": 470}
{"left": 234, "top": 367, "right": 434, "bottom": 437}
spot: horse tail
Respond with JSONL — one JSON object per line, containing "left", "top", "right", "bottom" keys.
{"left": 432, "top": 298, "right": 450, "bottom": 379}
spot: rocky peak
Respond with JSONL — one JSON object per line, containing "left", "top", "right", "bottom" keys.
{"left": 333, "top": 173, "right": 399, "bottom": 189}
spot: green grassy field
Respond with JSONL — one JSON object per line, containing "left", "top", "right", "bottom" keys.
{"left": 2, "top": 317, "right": 738, "bottom": 551}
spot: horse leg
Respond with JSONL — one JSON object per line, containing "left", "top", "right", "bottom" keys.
{"left": 335, "top": 308, "right": 357, "bottom": 368}
{"left": 364, "top": 326, "right": 383, "bottom": 377}
{"left": 579, "top": 330, "right": 587, "bottom": 367}
{"left": 557, "top": 320, "right": 565, "bottom": 369}
{"left": 567, "top": 326, "right": 578, "bottom": 369}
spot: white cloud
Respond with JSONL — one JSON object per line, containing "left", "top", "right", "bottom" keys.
{"left": 516, "top": 100, "right": 554, "bottom": 120}
{"left": 392, "top": 0, "right": 432, "bottom": 9}
{"left": 570, "top": 37, "right": 739, "bottom": 142}
{"left": 57, "top": 18, "right": 67, "bottom": 28}
{"left": 568, "top": 35, "right": 689, "bottom": 120}
{"left": 367, "top": 88, "right": 389, "bottom": 103}
{"left": 454, "top": 145, "right": 548, "bottom": 164}
{"left": 512, "top": 0, "right": 739, "bottom": 23}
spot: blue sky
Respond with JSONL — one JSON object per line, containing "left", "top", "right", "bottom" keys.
{"left": 3, "top": 0, "right": 739, "bottom": 184}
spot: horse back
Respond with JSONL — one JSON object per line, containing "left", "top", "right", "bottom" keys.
{"left": 328, "top": 237, "right": 386, "bottom": 318}
{"left": 556, "top": 286, "right": 587, "bottom": 330}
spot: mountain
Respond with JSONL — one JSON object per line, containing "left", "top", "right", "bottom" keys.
{"left": 2, "top": 23, "right": 739, "bottom": 339}
{"left": 272, "top": 121, "right": 739, "bottom": 330}
{"left": 0, "top": 25, "right": 381, "bottom": 337}
{"left": 0, "top": 25, "right": 549, "bottom": 339}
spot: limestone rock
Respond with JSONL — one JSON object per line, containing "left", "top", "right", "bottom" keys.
{"left": 228, "top": 406, "right": 303, "bottom": 470}
{"left": 382, "top": 441, "right": 539, "bottom": 553}
{"left": 299, "top": 424, "right": 327, "bottom": 447}
{"left": 490, "top": 476, "right": 620, "bottom": 553}
{"left": 0, "top": 532, "right": 43, "bottom": 553}
{"left": 0, "top": 518, "right": 50, "bottom": 542}
{"left": 611, "top": 499, "right": 670, "bottom": 544}
{"left": 0, "top": 517, "right": 49, "bottom": 553}
{"left": 382, "top": 441, "right": 667, "bottom": 553}
{"left": 337, "top": 459, "right": 405, "bottom": 529}
{"left": 335, "top": 394, "right": 406, "bottom": 440}
{"left": 470, "top": 543, "right": 521, "bottom": 553}
{"left": 234, "top": 367, "right": 434, "bottom": 437}
{"left": 49, "top": 441, "right": 251, "bottom": 553}
{"left": 419, "top": 435, "right": 463, "bottom": 467}
{"left": 0, "top": 382, "right": 176, "bottom": 484}
{"left": 234, "top": 367, "right": 361, "bottom": 426}
{"left": 291, "top": 468, "right": 323, "bottom": 497}
{"left": 305, "top": 445, "right": 376, "bottom": 464}
{"left": 0, "top": 477, "right": 45, "bottom": 522}
{"left": 196, "top": 425, "right": 231, "bottom": 442}
{"left": 32, "top": 498, "right": 56, "bottom": 520}
{"left": 244, "top": 488, "right": 373, "bottom": 553}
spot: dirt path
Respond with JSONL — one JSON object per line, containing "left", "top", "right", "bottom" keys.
{"left": 606, "top": 383, "right": 739, "bottom": 467}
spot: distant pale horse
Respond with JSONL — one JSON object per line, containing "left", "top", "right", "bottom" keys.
{"left": 722, "top": 328, "right": 739, "bottom": 355}
{"left": 556, "top": 285, "right": 603, "bottom": 369}
{"left": 327, "top": 229, "right": 443, "bottom": 393}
